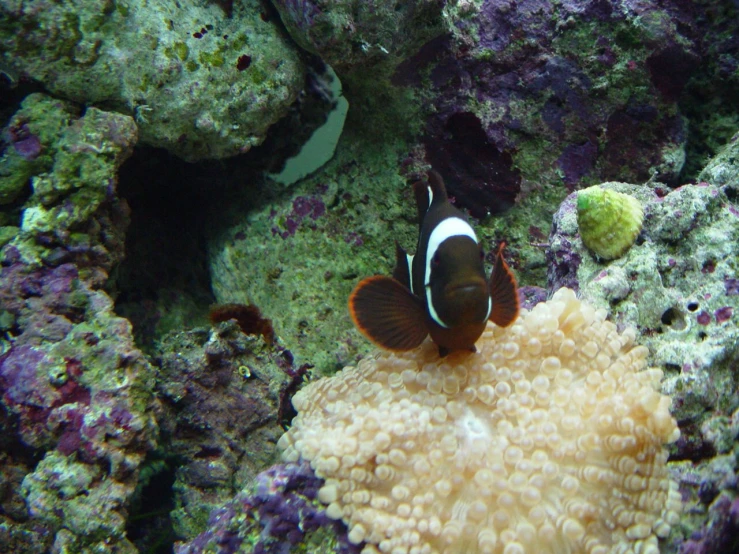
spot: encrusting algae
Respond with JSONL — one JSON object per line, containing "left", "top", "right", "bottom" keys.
{"left": 279, "top": 288, "right": 681, "bottom": 554}
{"left": 576, "top": 186, "right": 644, "bottom": 261}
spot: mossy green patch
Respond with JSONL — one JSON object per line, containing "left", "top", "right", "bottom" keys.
{"left": 0, "top": 94, "right": 77, "bottom": 205}
{"left": 174, "top": 41, "right": 189, "bottom": 61}
{"left": 248, "top": 67, "right": 268, "bottom": 85}
{"left": 230, "top": 33, "right": 249, "bottom": 51}
{"left": 0, "top": 226, "right": 19, "bottom": 248}
{"left": 114, "top": 1, "right": 130, "bottom": 18}
{"left": 199, "top": 50, "right": 225, "bottom": 68}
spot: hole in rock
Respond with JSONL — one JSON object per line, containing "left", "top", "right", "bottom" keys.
{"left": 126, "top": 458, "right": 177, "bottom": 554}
{"left": 660, "top": 307, "right": 687, "bottom": 330}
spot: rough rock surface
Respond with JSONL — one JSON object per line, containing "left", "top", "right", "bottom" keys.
{"left": 0, "top": 0, "right": 304, "bottom": 160}
{"left": 396, "top": 0, "right": 738, "bottom": 216}
{"left": 547, "top": 179, "right": 738, "bottom": 423}
{"left": 152, "top": 321, "right": 289, "bottom": 540}
{"left": 271, "top": 0, "right": 444, "bottom": 75}
{"left": 174, "top": 462, "right": 361, "bottom": 554}
{"left": 208, "top": 139, "right": 413, "bottom": 375}
{"left": 546, "top": 134, "right": 739, "bottom": 552}
{"left": 0, "top": 95, "right": 158, "bottom": 553}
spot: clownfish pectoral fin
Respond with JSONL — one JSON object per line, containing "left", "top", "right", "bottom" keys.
{"left": 349, "top": 276, "right": 428, "bottom": 351}
{"left": 488, "top": 242, "right": 520, "bottom": 327}
{"left": 392, "top": 241, "right": 412, "bottom": 291}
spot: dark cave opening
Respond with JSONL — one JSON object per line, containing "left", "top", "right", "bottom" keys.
{"left": 113, "top": 148, "right": 218, "bottom": 354}
{"left": 125, "top": 456, "right": 178, "bottom": 554}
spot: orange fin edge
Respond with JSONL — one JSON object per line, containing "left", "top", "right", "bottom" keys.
{"left": 488, "top": 242, "right": 520, "bottom": 327}
{"left": 349, "top": 276, "right": 428, "bottom": 351}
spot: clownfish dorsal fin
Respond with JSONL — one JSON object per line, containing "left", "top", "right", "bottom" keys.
{"left": 412, "top": 179, "right": 431, "bottom": 225}
{"left": 488, "top": 242, "right": 520, "bottom": 327}
{"left": 426, "top": 170, "right": 448, "bottom": 201}
{"left": 392, "top": 241, "right": 413, "bottom": 292}
{"left": 349, "top": 276, "right": 428, "bottom": 351}
{"left": 412, "top": 170, "right": 449, "bottom": 225}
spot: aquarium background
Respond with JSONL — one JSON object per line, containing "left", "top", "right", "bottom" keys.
{"left": 1, "top": 1, "right": 738, "bottom": 553}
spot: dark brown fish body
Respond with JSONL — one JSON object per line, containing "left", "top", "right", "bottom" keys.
{"left": 350, "top": 171, "right": 519, "bottom": 356}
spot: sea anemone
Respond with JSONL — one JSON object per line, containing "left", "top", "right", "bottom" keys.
{"left": 279, "top": 288, "right": 680, "bottom": 554}
{"left": 576, "top": 186, "right": 644, "bottom": 261}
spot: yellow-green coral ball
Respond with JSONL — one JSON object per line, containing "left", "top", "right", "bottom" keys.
{"left": 577, "top": 186, "right": 644, "bottom": 260}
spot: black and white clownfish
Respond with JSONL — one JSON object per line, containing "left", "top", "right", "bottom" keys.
{"left": 349, "top": 170, "right": 520, "bottom": 357}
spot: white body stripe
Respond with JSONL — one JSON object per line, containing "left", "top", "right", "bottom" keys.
{"left": 426, "top": 290, "right": 448, "bottom": 328}
{"left": 424, "top": 217, "right": 478, "bottom": 328}
{"left": 406, "top": 253, "right": 415, "bottom": 294}
{"left": 426, "top": 186, "right": 434, "bottom": 210}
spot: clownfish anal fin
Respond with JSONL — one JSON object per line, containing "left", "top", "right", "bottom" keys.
{"left": 488, "top": 242, "right": 520, "bottom": 327}
{"left": 392, "top": 241, "right": 412, "bottom": 290}
{"left": 349, "top": 276, "right": 428, "bottom": 351}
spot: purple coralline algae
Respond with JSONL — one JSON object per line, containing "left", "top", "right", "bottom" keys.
{"left": 0, "top": 95, "right": 78, "bottom": 206}
{"left": 546, "top": 194, "right": 583, "bottom": 292}
{"left": 0, "top": 0, "right": 305, "bottom": 161}
{"left": 390, "top": 0, "right": 733, "bottom": 216}
{"left": 153, "top": 322, "right": 289, "bottom": 539}
{"left": 8, "top": 124, "right": 42, "bottom": 161}
{"left": 678, "top": 494, "right": 739, "bottom": 554}
{"left": 0, "top": 97, "right": 157, "bottom": 552}
{"left": 175, "top": 462, "right": 362, "bottom": 554}
{"left": 517, "top": 285, "right": 549, "bottom": 311}
{"left": 270, "top": 195, "right": 327, "bottom": 239}
{"left": 9, "top": 97, "right": 138, "bottom": 279}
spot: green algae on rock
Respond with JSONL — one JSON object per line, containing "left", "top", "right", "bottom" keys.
{"left": 576, "top": 186, "right": 644, "bottom": 260}
{"left": 0, "top": 94, "right": 80, "bottom": 205}
{"left": 0, "top": 0, "right": 304, "bottom": 161}
{"left": 0, "top": 97, "right": 158, "bottom": 553}
{"left": 550, "top": 179, "right": 738, "bottom": 391}
{"left": 699, "top": 130, "right": 739, "bottom": 187}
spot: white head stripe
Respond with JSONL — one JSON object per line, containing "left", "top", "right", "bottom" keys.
{"left": 424, "top": 217, "right": 478, "bottom": 328}
{"left": 424, "top": 217, "right": 478, "bottom": 286}
{"left": 426, "top": 186, "right": 434, "bottom": 211}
